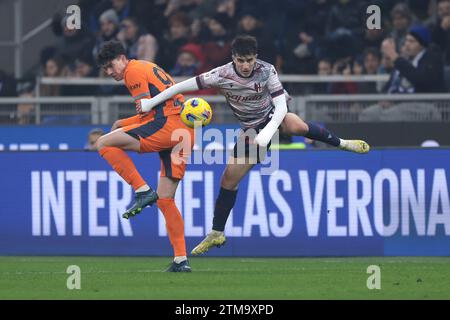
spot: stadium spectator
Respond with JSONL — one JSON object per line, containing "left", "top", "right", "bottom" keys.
{"left": 157, "top": 12, "right": 192, "bottom": 71}
{"left": 360, "top": 28, "right": 386, "bottom": 53}
{"left": 282, "top": 29, "right": 318, "bottom": 76}
{"left": 198, "top": 13, "right": 232, "bottom": 69}
{"left": 326, "top": 0, "right": 366, "bottom": 37}
{"left": 92, "top": 9, "right": 120, "bottom": 60}
{"left": 217, "top": 0, "right": 237, "bottom": 19}
{"left": 0, "top": 70, "right": 17, "bottom": 98}
{"left": 39, "top": 56, "right": 67, "bottom": 96}
{"left": 318, "top": 58, "right": 332, "bottom": 76}
{"left": 409, "top": 0, "right": 434, "bottom": 22}
{"left": 353, "top": 56, "right": 364, "bottom": 75}
{"left": 173, "top": 0, "right": 219, "bottom": 21}
{"left": 16, "top": 81, "right": 35, "bottom": 125}
{"left": 364, "top": 47, "right": 382, "bottom": 75}
{"left": 47, "top": 14, "right": 95, "bottom": 66}
{"left": 281, "top": 1, "right": 331, "bottom": 76}
{"left": 117, "top": 17, "right": 159, "bottom": 62}
{"left": 389, "top": 3, "right": 414, "bottom": 51}
{"left": 170, "top": 43, "right": 206, "bottom": 76}
{"left": 431, "top": 0, "right": 450, "bottom": 65}
{"left": 170, "top": 43, "right": 216, "bottom": 95}
{"left": 111, "top": 0, "right": 133, "bottom": 20}
{"left": 379, "top": 53, "right": 395, "bottom": 75}
{"left": 164, "top": 0, "right": 196, "bottom": 17}
{"left": 360, "top": 25, "right": 445, "bottom": 121}
{"left": 163, "top": 0, "right": 219, "bottom": 38}
{"left": 377, "top": 50, "right": 396, "bottom": 92}
{"left": 61, "top": 54, "right": 99, "bottom": 96}
{"left": 357, "top": 48, "right": 381, "bottom": 93}
{"left": 384, "top": 25, "right": 445, "bottom": 93}
{"left": 74, "top": 55, "right": 97, "bottom": 78}
{"left": 11, "top": 0, "right": 449, "bottom": 104}
{"left": 236, "top": 11, "right": 278, "bottom": 66}
{"left": 329, "top": 57, "right": 358, "bottom": 94}
{"left": 85, "top": 128, "right": 105, "bottom": 150}
{"left": 88, "top": 0, "right": 135, "bottom": 34}
{"left": 313, "top": 58, "right": 333, "bottom": 94}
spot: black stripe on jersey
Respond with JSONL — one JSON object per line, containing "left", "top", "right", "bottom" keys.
{"left": 195, "top": 76, "right": 203, "bottom": 89}
{"left": 159, "top": 149, "right": 173, "bottom": 177}
{"left": 149, "top": 83, "right": 165, "bottom": 118}
{"left": 125, "top": 116, "right": 167, "bottom": 140}
{"left": 270, "top": 89, "right": 284, "bottom": 98}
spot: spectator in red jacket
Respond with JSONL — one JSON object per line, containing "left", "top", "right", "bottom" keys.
{"left": 200, "top": 13, "right": 232, "bottom": 70}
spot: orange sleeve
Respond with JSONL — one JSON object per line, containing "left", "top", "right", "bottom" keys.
{"left": 124, "top": 66, "right": 151, "bottom": 102}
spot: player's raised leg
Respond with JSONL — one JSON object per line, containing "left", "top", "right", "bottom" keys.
{"left": 280, "top": 112, "right": 370, "bottom": 153}
{"left": 191, "top": 160, "right": 254, "bottom": 255}
{"left": 96, "top": 129, "right": 158, "bottom": 219}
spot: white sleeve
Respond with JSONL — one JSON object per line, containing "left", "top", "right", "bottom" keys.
{"left": 140, "top": 77, "right": 199, "bottom": 112}
{"left": 267, "top": 66, "right": 284, "bottom": 98}
{"left": 196, "top": 67, "right": 222, "bottom": 89}
{"left": 254, "top": 94, "right": 288, "bottom": 147}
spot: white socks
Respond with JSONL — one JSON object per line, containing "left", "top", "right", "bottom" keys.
{"left": 136, "top": 185, "right": 150, "bottom": 193}
{"left": 174, "top": 256, "right": 187, "bottom": 264}
{"left": 339, "top": 139, "right": 347, "bottom": 148}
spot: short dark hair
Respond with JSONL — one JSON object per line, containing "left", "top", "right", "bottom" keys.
{"left": 96, "top": 40, "right": 126, "bottom": 67}
{"left": 231, "top": 35, "right": 258, "bottom": 56}
{"left": 89, "top": 128, "right": 104, "bottom": 136}
{"left": 363, "top": 47, "right": 381, "bottom": 61}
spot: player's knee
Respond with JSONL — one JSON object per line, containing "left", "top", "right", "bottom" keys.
{"left": 220, "top": 173, "right": 239, "bottom": 190}
{"left": 157, "top": 198, "right": 175, "bottom": 209}
{"left": 287, "top": 121, "right": 308, "bottom": 136}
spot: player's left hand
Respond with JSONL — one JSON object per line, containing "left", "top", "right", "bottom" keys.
{"left": 254, "top": 132, "right": 271, "bottom": 147}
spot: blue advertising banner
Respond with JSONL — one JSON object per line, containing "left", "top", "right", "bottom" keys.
{"left": 0, "top": 149, "right": 449, "bottom": 256}
{"left": 0, "top": 125, "right": 307, "bottom": 151}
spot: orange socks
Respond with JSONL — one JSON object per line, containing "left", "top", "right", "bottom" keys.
{"left": 100, "top": 147, "right": 186, "bottom": 257}
{"left": 157, "top": 198, "right": 187, "bottom": 257}
{"left": 99, "top": 146, "right": 146, "bottom": 191}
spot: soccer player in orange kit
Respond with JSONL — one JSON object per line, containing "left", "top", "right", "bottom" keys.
{"left": 96, "top": 40, "right": 194, "bottom": 272}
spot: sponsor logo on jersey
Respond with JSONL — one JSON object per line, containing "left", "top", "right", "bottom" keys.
{"left": 225, "top": 91, "right": 263, "bottom": 103}
{"left": 128, "top": 83, "right": 141, "bottom": 91}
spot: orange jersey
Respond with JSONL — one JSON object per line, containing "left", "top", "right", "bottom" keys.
{"left": 123, "top": 60, "right": 184, "bottom": 118}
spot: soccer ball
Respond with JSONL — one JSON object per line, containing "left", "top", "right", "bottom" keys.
{"left": 180, "top": 97, "right": 212, "bottom": 128}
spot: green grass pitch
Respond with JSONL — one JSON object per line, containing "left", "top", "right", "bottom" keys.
{"left": 1, "top": 257, "right": 449, "bottom": 299}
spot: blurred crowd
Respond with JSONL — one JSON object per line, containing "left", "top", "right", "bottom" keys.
{"left": 1, "top": 0, "right": 450, "bottom": 124}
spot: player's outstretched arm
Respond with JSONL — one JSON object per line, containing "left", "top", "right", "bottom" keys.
{"left": 140, "top": 77, "right": 199, "bottom": 112}
{"left": 254, "top": 94, "right": 288, "bottom": 147}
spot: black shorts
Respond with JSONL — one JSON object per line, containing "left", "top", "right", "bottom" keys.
{"left": 232, "top": 115, "right": 272, "bottom": 164}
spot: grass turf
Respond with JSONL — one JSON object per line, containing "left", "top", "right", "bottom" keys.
{"left": 0, "top": 256, "right": 449, "bottom": 299}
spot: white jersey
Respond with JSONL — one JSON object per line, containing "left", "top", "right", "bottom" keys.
{"left": 196, "top": 59, "right": 286, "bottom": 129}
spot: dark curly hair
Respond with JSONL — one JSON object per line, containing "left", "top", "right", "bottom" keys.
{"left": 231, "top": 35, "right": 258, "bottom": 56}
{"left": 96, "top": 40, "right": 126, "bottom": 67}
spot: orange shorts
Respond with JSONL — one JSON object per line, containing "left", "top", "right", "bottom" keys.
{"left": 121, "top": 114, "right": 195, "bottom": 179}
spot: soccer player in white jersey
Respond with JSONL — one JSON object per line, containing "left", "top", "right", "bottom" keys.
{"left": 137, "top": 35, "right": 370, "bottom": 255}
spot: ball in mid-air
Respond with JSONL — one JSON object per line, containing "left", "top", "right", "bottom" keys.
{"left": 180, "top": 97, "right": 212, "bottom": 128}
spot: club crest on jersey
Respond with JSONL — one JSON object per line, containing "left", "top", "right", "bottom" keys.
{"left": 254, "top": 83, "right": 262, "bottom": 92}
